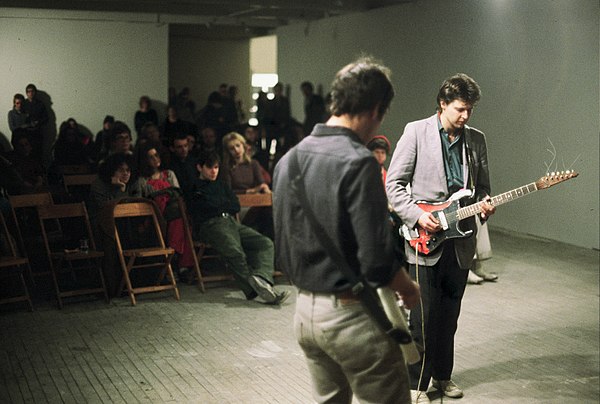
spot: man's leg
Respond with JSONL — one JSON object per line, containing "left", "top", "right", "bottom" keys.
{"left": 197, "top": 217, "right": 255, "bottom": 298}
{"left": 297, "top": 291, "right": 411, "bottom": 404}
{"left": 295, "top": 291, "right": 352, "bottom": 403}
{"left": 433, "top": 245, "right": 468, "bottom": 381}
{"left": 237, "top": 223, "right": 275, "bottom": 284}
{"left": 408, "top": 262, "right": 442, "bottom": 392}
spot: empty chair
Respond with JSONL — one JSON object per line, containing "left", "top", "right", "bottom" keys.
{"left": 112, "top": 201, "right": 180, "bottom": 305}
{"left": 8, "top": 192, "right": 56, "bottom": 285}
{"left": 0, "top": 211, "right": 33, "bottom": 311}
{"left": 62, "top": 173, "right": 98, "bottom": 204}
{"left": 37, "top": 202, "right": 109, "bottom": 308}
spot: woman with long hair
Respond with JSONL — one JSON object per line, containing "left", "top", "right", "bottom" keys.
{"left": 137, "top": 142, "right": 194, "bottom": 278}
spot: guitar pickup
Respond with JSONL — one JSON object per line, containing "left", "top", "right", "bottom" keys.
{"left": 437, "top": 211, "right": 449, "bottom": 230}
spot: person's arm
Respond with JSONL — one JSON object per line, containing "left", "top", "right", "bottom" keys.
{"left": 166, "top": 170, "right": 181, "bottom": 189}
{"left": 245, "top": 160, "right": 271, "bottom": 194}
{"left": 386, "top": 123, "right": 437, "bottom": 231}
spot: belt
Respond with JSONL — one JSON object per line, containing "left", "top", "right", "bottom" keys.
{"left": 335, "top": 289, "right": 361, "bottom": 304}
{"left": 299, "top": 289, "right": 361, "bottom": 305}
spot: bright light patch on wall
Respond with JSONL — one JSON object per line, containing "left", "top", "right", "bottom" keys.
{"left": 248, "top": 118, "right": 259, "bottom": 126}
{"left": 252, "top": 73, "right": 278, "bottom": 91}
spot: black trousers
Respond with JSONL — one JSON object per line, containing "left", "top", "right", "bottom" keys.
{"left": 408, "top": 241, "right": 469, "bottom": 391}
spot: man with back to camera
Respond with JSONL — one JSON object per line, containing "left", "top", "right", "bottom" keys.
{"left": 386, "top": 73, "right": 496, "bottom": 401}
{"left": 272, "top": 57, "right": 420, "bottom": 404}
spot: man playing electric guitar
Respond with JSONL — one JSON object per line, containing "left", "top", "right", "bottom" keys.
{"left": 386, "top": 73, "right": 496, "bottom": 402}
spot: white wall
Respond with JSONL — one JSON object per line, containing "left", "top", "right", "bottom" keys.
{"left": 169, "top": 35, "right": 251, "bottom": 123}
{"left": 277, "top": 0, "right": 599, "bottom": 249}
{"left": 0, "top": 8, "right": 168, "bottom": 149}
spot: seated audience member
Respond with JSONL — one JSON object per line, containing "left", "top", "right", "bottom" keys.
{"left": 90, "top": 153, "right": 145, "bottom": 216}
{"left": 221, "top": 132, "right": 270, "bottom": 193}
{"left": 243, "top": 124, "right": 270, "bottom": 175}
{"left": 91, "top": 115, "right": 115, "bottom": 163}
{"left": 0, "top": 155, "right": 26, "bottom": 213}
{"left": 134, "top": 96, "right": 159, "bottom": 137}
{"left": 6, "top": 129, "right": 47, "bottom": 194}
{"left": 366, "top": 135, "right": 391, "bottom": 185}
{"left": 7, "top": 93, "right": 30, "bottom": 135}
{"left": 89, "top": 152, "right": 147, "bottom": 296}
{"left": 97, "top": 121, "right": 134, "bottom": 163}
{"left": 134, "top": 122, "right": 170, "bottom": 169}
{"left": 52, "top": 119, "right": 92, "bottom": 167}
{"left": 138, "top": 142, "right": 194, "bottom": 278}
{"left": 187, "top": 152, "right": 289, "bottom": 305}
{"left": 161, "top": 106, "right": 192, "bottom": 148}
{"left": 167, "top": 134, "right": 198, "bottom": 196}
{"left": 195, "top": 91, "right": 227, "bottom": 139}
{"left": 222, "top": 131, "right": 274, "bottom": 238}
{"left": 198, "top": 126, "right": 221, "bottom": 159}
{"left": 175, "top": 87, "right": 196, "bottom": 124}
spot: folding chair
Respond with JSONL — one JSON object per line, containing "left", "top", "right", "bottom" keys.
{"left": 0, "top": 211, "right": 33, "bottom": 311}
{"left": 58, "top": 164, "right": 93, "bottom": 175}
{"left": 37, "top": 202, "right": 109, "bottom": 308}
{"left": 177, "top": 198, "right": 205, "bottom": 292}
{"left": 112, "top": 201, "right": 180, "bottom": 305}
{"left": 8, "top": 192, "right": 56, "bottom": 285}
{"left": 62, "top": 173, "right": 98, "bottom": 204}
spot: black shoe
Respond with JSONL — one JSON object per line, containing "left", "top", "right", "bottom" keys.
{"left": 245, "top": 290, "right": 259, "bottom": 301}
{"left": 268, "top": 290, "right": 291, "bottom": 306}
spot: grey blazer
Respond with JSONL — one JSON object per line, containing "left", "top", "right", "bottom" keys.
{"left": 386, "top": 114, "right": 491, "bottom": 269}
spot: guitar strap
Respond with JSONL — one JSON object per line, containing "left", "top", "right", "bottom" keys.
{"left": 287, "top": 148, "right": 412, "bottom": 344}
{"left": 463, "top": 126, "right": 475, "bottom": 192}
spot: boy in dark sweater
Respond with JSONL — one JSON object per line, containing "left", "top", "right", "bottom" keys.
{"left": 187, "top": 152, "right": 289, "bottom": 305}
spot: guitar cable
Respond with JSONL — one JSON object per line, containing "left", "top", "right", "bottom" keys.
{"left": 413, "top": 241, "right": 427, "bottom": 399}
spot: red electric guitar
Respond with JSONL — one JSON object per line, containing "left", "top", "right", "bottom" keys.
{"left": 400, "top": 171, "right": 579, "bottom": 255}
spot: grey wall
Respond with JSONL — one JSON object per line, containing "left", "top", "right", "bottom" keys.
{"left": 169, "top": 35, "right": 251, "bottom": 124}
{"left": 277, "top": 0, "right": 599, "bottom": 249}
{"left": 0, "top": 8, "right": 169, "bottom": 147}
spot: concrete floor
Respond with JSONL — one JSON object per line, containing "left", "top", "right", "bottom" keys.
{"left": 0, "top": 228, "right": 598, "bottom": 403}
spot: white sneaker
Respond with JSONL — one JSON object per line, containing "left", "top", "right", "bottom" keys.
{"left": 467, "top": 269, "right": 483, "bottom": 284}
{"left": 411, "top": 390, "right": 430, "bottom": 403}
{"left": 248, "top": 275, "right": 278, "bottom": 303}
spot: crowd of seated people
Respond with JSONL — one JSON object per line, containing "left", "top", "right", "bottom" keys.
{"left": 0, "top": 81, "right": 326, "bottom": 305}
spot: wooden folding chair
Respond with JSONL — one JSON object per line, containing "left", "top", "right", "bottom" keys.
{"left": 8, "top": 192, "right": 56, "bottom": 285}
{"left": 0, "top": 212, "right": 33, "bottom": 311}
{"left": 112, "top": 201, "right": 180, "bottom": 305}
{"left": 63, "top": 173, "right": 98, "bottom": 204}
{"left": 177, "top": 198, "right": 205, "bottom": 292}
{"left": 58, "top": 164, "right": 93, "bottom": 175}
{"left": 37, "top": 202, "right": 109, "bottom": 308}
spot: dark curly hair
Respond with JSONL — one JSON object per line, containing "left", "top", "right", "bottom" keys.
{"left": 98, "top": 152, "right": 136, "bottom": 184}
{"left": 436, "top": 73, "right": 481, "bottom": 109}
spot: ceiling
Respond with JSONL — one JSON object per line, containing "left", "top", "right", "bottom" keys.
{"left": 1, "top": 0, "right": 413, "bottom": 39}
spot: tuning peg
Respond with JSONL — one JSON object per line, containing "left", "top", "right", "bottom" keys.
{"left": 566, "top": 170, "right": 571, "bottom": 174}
{"left": 551, "top": 171, "right": 555, "bottom": 176}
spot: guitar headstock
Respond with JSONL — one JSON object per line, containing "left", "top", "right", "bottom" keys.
{"left": 536, "top": 170, "right": 579, "bottom": 190}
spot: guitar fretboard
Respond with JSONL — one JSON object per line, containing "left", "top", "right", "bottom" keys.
{"left": 456, "top": 182, "right": 538, "bottom": 220}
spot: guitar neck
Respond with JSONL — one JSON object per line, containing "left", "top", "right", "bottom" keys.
{"left": 457, "top": 182, "right": 538, "bottom": 220}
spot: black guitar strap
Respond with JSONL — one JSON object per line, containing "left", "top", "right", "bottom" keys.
{"left": 287, "top": 148, "right": 411, "bottom": 344}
